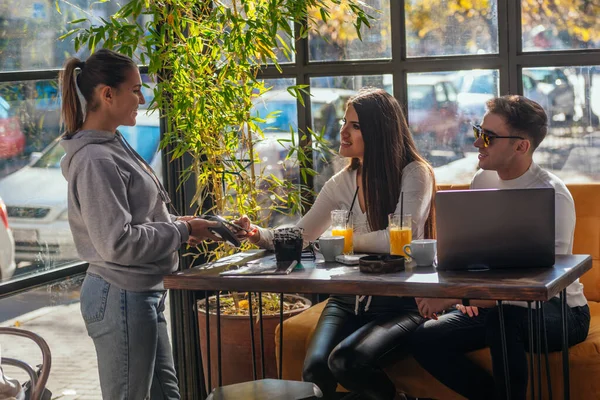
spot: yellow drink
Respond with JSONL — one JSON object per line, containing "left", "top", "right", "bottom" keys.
{"left": 390, "top": 227, "right": 412, "bottom": 257}
{"left": 332, "top": 228, "right": 353, "bottom": 254}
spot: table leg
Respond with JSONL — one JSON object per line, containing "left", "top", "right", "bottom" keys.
{"left": 258, "top": 292, "right": 266, "bottom": 379}
{"left": 540, "top": 302, "right": 553, "bottom": 399}
{"left": 497, "top": 301, "right": 511, "bottom": 400}
{"left": 216, "top": 291, "right": 222, "bottom": 387}
{"left": 205, "top": 290, "right": 212, "bottom": 391}
{"left": 279, "top": 292, "right": 284, "bottom": 379}
{"left": 248, "top": 292, "right": 257, "bottom": 380}
{"left": 527, "top": 302, "right": 535, "bottom": 400}
{"left": 561, "top": 289, "right": 570, "bottom": 400}
{"left": 193, "top": 291, "right": 207, "bottom": 399}
{"left": 536, "top": 301, "right": 542, "bottom": 400}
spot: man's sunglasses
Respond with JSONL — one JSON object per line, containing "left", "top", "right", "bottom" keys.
{"left": 472, "top": 124, "right": 525, "bottom": 147}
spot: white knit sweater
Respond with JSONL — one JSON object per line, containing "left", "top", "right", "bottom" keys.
{"left": 255, "top": 161, "right": 434, "bottom": 254}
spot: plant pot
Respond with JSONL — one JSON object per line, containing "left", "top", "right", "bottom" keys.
{"left": 197, "top": 293, "right": 311, "bottom": 387}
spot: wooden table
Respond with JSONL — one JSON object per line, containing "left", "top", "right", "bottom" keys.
{"left": 165, "top": 251, "right": 592, "bottom": 400}
{"left": 166, "top": 251, "right": 590, "bottom": 301}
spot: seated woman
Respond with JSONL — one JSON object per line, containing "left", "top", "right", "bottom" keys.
{"left": 236, "top": 88, "right": 435, "bottom": 400}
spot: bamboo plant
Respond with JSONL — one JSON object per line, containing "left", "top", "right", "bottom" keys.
{"left": 59, "top": 0, "right": 371, "bottom": 262}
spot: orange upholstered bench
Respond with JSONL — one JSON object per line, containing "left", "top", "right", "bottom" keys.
{"left": 275, "top": 183, "right": 600, "bottom": 399}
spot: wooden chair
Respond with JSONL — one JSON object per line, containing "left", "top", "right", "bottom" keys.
{"left": 0, "top": 327, "right": 52, "bottom": 400}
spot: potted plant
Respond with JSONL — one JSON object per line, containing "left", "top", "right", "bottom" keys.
{"left": 197, "top": 292, "right": 311, "bottom": 386}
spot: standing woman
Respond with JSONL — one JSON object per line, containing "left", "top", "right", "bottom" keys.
{"left": 236, "top": 88, "right": 436, "bottom": 399}
{"left": 59, "top": 49, "right": 219, "bottom": 399}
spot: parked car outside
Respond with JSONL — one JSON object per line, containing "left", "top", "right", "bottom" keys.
{"left": 450, "top": 70, "right": 499, "bottom": 125}
{"left": 0, "top": 112, "right": 161, "bottom": 264}
{"left": 0, "top": 95, "right": 26, "bottom": 161}
{"left": 0, "top": 195, "right": 16, "bottom": 280}
{"left": 526, "top": 67, "right": 576, "bottom": 121}
{"left": 449, "top": 70, "right": 549, "bottom": 142}
{"left": 407, "top": 74, "right": 466, "bottom": 152}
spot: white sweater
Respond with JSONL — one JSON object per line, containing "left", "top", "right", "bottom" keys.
{"left": 255, "top": 161, "right": 434, "bottom": 254}
{"left": 471, "top": 162, "right": 587, "bottom": 308}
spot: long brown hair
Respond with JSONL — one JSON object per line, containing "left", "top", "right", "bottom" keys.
{"left": 59, "top": 49, "right": 137, "bottom": 136}
{"left": 347, "top": 88, "right": 436, "bottom": 239}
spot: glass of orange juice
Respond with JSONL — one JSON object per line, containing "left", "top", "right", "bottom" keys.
{"left": 331, "top": 210, "right": 353, "bottom": 254}
{"left": 389, "top": 213, "right": 412, "bottom": 257}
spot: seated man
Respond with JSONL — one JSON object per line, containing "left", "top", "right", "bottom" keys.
{"left": 410, "top": 95, "right": 591, "bottom": 400}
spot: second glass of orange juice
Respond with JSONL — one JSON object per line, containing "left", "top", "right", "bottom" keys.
{"left": 331, "top": 210, "right": 353, "bottom": 254}
{"left": 389, "top": 213, "right": 412, "bottom": 257}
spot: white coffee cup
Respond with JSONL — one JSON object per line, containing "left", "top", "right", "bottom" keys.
{"left": 314, "top": 236, "right": 345, "bottom": 262}
{"left": 403, "top": 239, "right": 437, "bottom": 266}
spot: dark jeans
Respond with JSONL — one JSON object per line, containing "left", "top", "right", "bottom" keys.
{"left": 303, "top": 295, "right": 425, "bottom": 400}
{"left": 411, "top": 298, "right": 590, "bottom": 400}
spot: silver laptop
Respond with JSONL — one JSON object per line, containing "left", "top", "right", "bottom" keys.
{"left": 435, "top": 188, "right": 555, "bottom": 271}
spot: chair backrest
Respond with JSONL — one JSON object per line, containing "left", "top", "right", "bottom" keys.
{"left": 568, "top": 184, "right": 600, "bottom": 302}
{"left": 0, "top": 327, "right": 51, "bottom": 400}
{"left": 436, "top": 183, "right": 600, "bottom": 302}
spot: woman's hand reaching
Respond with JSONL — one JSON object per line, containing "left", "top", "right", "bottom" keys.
{"left": 233, "top": 215, "right": 260, "bottom": 244}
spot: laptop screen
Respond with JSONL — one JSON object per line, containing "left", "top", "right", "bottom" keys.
{"left": 435, "top": 188, "right": 555, "bottom": 270}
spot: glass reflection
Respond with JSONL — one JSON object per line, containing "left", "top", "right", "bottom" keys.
{"left": 309, "top": 0, "right": 391, "bottom": 62}
{"left": 405, "top": 0, "right": 498, "bottom": 57}
{"left": 522, "top": 1, "right": 600, "bottom": 52}
{"left": 524, "top": 66, "right": 600, "bottom": 183}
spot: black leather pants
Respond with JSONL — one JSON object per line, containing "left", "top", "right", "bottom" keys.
{"left": 302, "top": 295, "right": 424, "bottom": 400}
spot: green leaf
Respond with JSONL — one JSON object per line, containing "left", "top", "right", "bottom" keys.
{"left": 58, "top": 28, "right": 80, "bottom": 41}
{"left": 68, "top": 18, "right": 88, "bottom": 25}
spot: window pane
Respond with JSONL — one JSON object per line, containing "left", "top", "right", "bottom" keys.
{"left": 310, "top": 75, "right": 392, "bottom": 190}
{"left": 405, "top": 0, "right": 498, "bottom": 57}
{"left": 309, "top": 0, "right": 391, "bottom": 62}
{"left": 273, "top": 29, "right": 295, "bottom": 64}
{"left": 0, "top": 1, "right": 151, "bottom": 71}
{"left": 407, "top": 70, "right": 498, "bottom": 184}
{"left": 0, "top": 76, "right": 159, "bottom": 282}
{"left": 522, "top": 1, "right": 600, "bottom": 52}
{"left": 524, "top": 66, "right": 600, "bottom": 183}
{"left": 248, "top": 78, "right": 300, "bottom": 227}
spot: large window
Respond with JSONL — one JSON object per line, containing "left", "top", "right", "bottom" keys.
{"left": 1, "top": 2, "right": 597, "bottom": 273}
{"left": 258, "top": 1, "right": 600, "bottom": 191}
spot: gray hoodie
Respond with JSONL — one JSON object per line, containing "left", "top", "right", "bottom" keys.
{"left": 60, "top": 130, "right": 189, "bottom": 291}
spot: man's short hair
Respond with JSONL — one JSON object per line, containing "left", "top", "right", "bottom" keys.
{"left": 485, "top": 95, "right": 548, "bottom": 150}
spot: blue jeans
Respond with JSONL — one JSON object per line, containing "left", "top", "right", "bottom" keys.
{"left": 80, "top": 273, "right": 180, "bottom": 400}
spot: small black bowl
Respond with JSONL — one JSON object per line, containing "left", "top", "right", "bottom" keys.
{"left": 359, "top": 255, "right": 405, "bottom": 274}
